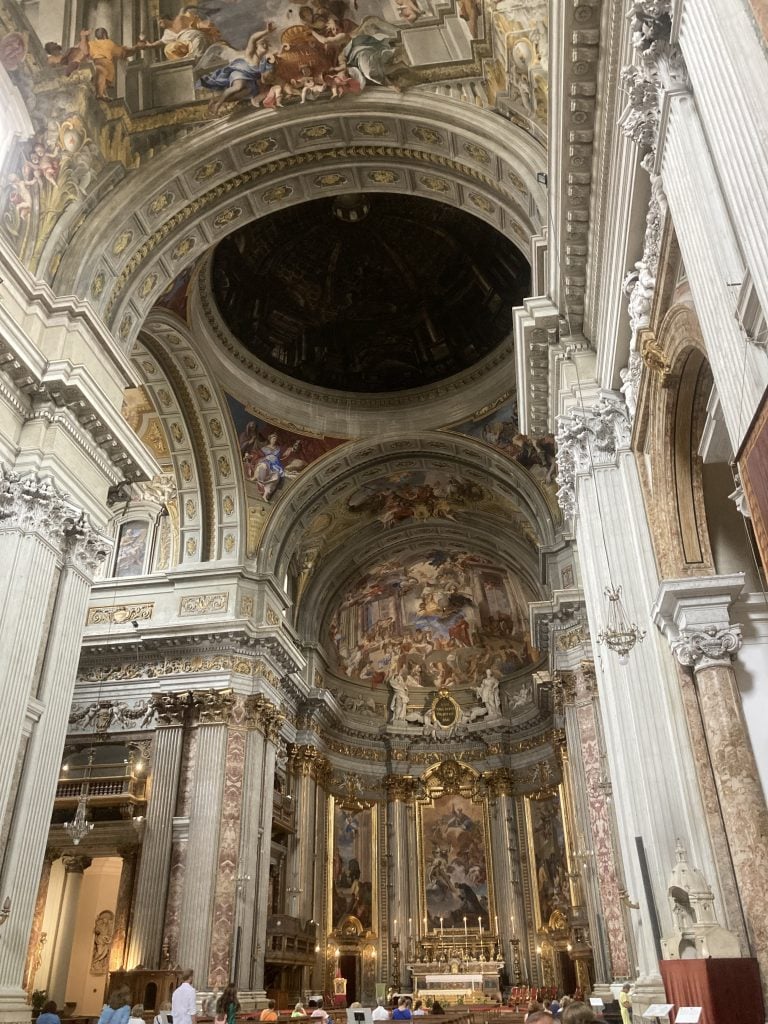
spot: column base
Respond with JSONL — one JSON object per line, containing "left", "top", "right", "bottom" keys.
{"left": 235, "top": 992, "right": 268, "bottom": 1011}
{"left": 631, "top": 975, "right": 668, "bottom": 1020}
{"left": 591, "top": 983, "right": 616, "bottom": 1003}
{"left": 0, "top": 987, "right": 33, "bottom": 1024}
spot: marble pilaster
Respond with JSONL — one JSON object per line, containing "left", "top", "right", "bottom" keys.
{"left": 484, "top": 772, "right": 522, "bottom": 978}
{"left": 287, "top": 761, "right": 317, "bottom": 925}
{"left": 109, "top": 848, "right": 139, "bottom": 972}
{"left": 177, "top": 690, "right": 234, "bottom": 979}
{"left": 47, "top": 855, "right": 92, "bottom": 1005}
{"left": 556, "top": 400, "right": 728, "bottom": 1009}
{"left": 0, "top": 521, "right": 106, "bottom": 1020}
{"left": 384, "top": 776, "right": 415, "bottom": 983}
{"left": 654, "top": 575, "right": 768, "bottom": 997}
{"left": 126, "top": 697, "right": 187, "bottom": 969}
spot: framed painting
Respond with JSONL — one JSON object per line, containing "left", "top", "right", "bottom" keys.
{"left": 524, "top": 789, "right": 570, "bottom": 931}
{"left": 328, "top": 797, "right": 378, "bottom": 935}
{"left": 417, "top": 772, "right": 494, "bottom": 934}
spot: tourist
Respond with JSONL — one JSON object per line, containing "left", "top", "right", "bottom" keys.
{"left": 260, "top": 1000, "right": 278, "bottom": 1022}
{"left": 153, "top": 1004, "right": 173, "bottom": 1024}
{"left": 524, "top": 1001, "right": 544, "bottom": 1022}
{"left": 372, "top": 999, "right": 389, "bottom": 1020}
{"left": 412, "top": 1001, "right": 426, "bottom": 1017}
{"left": 98, "top": 988, "right": 132, "bottom": 1024}
{"left": 292, "top": 1004, "right": 308, "bottom": 1018}
{"left": 429, "top": 1003, "right": 444, "bottom": 1016}
{"left": 129, "top": 1004, "right": 145, "bottom": 1024}
{"left": 217, "top": 985, "right": 240, "bottom": 1024}
{"left": 619, "top": 985, "right": 632, "bottom": 1024}
{"left": 562, "top": 1004, "right": 596, "bottom": 1024}
{"left": 392, "top": 998, "right": 411, "bottom": 1020}
{"left": 549, "top": 998, "right": 561, "bottom": 1017}
{"left": 526, "top": 1015, "right": 554, "bottom": 1023}
{"left": 172, "top": 970, "right": 198, "bottom": 1024}
{"left": 37, "top": 1002, "right": 61, "bottom": 1024}
{"left": 309, "top": 1001, "right": 329, "bottom": 1023}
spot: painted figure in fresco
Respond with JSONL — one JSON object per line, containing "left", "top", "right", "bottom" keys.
{"left": 138, "top": 9, "right": 222, "bottom": 62}
{"left": 44, "top": 29, "right": 91, "bottom": 74}
{"left": 198, "top": 23, "right": 278, "bottom": 114}
{"left": 88, "top": 28, "right": 138, "bottom": 99}
{"left": 244, "top": 432, "right": 304, "bottom": 500}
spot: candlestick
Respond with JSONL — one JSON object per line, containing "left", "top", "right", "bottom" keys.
{"left": 495, "top": 915, "right": 499, "bottom": 934}
{"left": 408, "top": 917, "right": 412, "bottom": 936}
{"left": 440, "top": 917, "right": 444, "bottom": 944}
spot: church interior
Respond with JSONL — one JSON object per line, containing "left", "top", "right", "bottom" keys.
{"left": 0, "top": 0, "right": 767, "bottom": 1022}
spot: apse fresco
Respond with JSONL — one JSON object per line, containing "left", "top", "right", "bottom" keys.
{"left": 528, "top": 793, "right": 569, "bottom": 927}
{"left": 330, "top": 549, "right": 535, "bottom": 688}
{"left": 226, "top": 393, "right": 343, "bottom": 503}
{"left": 421, "top": 793, "right": 490, "bottom": 929}
{"left": 331, "top": 802, "right": 374, "bottom": 930}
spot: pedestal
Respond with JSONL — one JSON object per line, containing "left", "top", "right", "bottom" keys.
{"left": 660, "top": 958, "right": 764, "bottom": 1024}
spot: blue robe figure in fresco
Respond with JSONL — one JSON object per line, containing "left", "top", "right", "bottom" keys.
{"left": 197, "top": 23, "right": 276, "bottom": 114}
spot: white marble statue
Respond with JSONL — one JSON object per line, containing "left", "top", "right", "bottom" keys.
{"left": 475, "top": 668, "right": 502, "bottom": 717}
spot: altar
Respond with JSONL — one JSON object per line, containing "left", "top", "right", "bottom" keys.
{"left": 408, "top": 961, "right": 501, "bottom": 1004}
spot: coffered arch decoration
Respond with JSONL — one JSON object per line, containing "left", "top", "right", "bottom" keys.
{"left": 634, "top": 302, "right": 715, "bottom": 580}
{"left": 256, "top": 431, "right": 559, "bottom": 588}
{"left": 140, "top": 310, "right": 245, "bottom": 562}
{"left": 51, "top": 95, "right": 546, "bottom": 349}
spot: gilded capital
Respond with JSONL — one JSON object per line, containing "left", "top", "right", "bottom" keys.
{"left": 246, "top": 693, "right": 284, "bottom": 740}
{"left": 62, "top": 854, "right": 92, "bottom": 874}
{"left": 482, "top": 767, "right": 515, "bottom": 799}
{"left": 192, "top": 687, "right": 236, "bottom": 725}
{"left": 384, "top": 773, "right": 417, "bottom": 802}
{"left": 151, "top": 691, "right": 190, "bottom": 726}
{"left": 288, "top": 743, "right": 322, "bottom": 776}
{"left": 671, "top": 625, "right": 742, "bottom": 670}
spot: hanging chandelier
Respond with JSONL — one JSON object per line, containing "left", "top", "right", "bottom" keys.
{"left": 598, "top": 586, "right": 646, "bottom": 664}
{"left": 597, "top": 586, "right": 646, "bottom": 665}
{"left": 64, "top": 749, "right": 95, "bottom": 846}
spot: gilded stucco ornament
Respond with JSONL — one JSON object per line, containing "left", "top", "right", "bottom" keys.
{"left": 555, "top": 395, "right": 631, "bottom": 517}
{"left": 671, "top": 625, "right": 743, "bottom": 670}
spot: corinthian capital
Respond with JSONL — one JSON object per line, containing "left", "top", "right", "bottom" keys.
{"left": 671, "top": 625, "right": 743, "bottom": 670}
{"left": 555, "top": 394, "right": 631, "bottom": 516}
{"left": 246, "top": 692, "right": 284, "bottom": 741}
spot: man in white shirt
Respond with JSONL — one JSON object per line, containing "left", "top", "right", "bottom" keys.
{"left": 372, "top": 1000, "right": 389, "bottom": 1020}
{"left": 172, "top": 970, "right": 197, "bottom": 1024}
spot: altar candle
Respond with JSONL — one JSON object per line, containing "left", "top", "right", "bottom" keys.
{"left": 495, "top": 915, "right": 499, "bottom": 935}
{"left": 440, "top": 917, "right": 444, "bottom": 943}
{"left": 409, "top": 917, "right": 412, "bottom": 936}
{"left": 463, "top": 917, "right": 468, "bottom": 942}
{"left": 424, "top": 916, "right": 428, "bottom": 933}
{"left": 394, "top": 919, "right": 398, "bottom": 931}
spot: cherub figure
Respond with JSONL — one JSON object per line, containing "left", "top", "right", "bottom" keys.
{"left": 326, "top": 55, "right": 357, "bottom": 97}
{"left": 293, "top": 65, "right": 327, "bottom": 102}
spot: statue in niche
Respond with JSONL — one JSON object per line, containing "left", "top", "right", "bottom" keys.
{"left": 389, "top": 671, "right": 410, "bottom": 721}
{"left": 90, "top": 909, "right": 115, "bottom": 975}
{"left": 474, "top": 669, "right": 502, "bottom": 717}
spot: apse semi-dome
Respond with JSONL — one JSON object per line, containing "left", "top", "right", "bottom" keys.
{"left": 210, "top": 193, "right": 530, "bottom": 393}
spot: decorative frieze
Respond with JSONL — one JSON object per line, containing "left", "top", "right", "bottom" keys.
{"left": 671, "top": 625, "right": 743, "bottom": 670}
{"left": 69, "top": 699, "right": 154, "bottom": 732}
{"left": 555, "top": 394, "right": 631, "bottom": 516}
{"left": 179, "top": 593, "right": 229, "bottom": 616}
{"left": 86, "top": 603, "right": 154, "bottom": 626}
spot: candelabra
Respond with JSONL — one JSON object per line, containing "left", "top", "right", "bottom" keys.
{"left": 391, "top": 939, "right": 401, "bottom": 989}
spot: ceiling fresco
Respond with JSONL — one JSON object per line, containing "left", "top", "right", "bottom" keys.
{"left": 328, "top": 548, "right": 536, "bottom": 690}
{"left": 0, "top": 0, "right": 547, "bottom": 270}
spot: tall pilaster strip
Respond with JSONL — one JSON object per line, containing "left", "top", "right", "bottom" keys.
{"left": 22, "top": 850, "right": 58, "bottom": 994}
{"left": 251, "top": 733, "right": 277, "bottom": 992}
{"left": 47, "top": 856, "right": 91, "bottom": 1004}
{"left": 126, "top": 699, "right": 186, "bottom": 969}
{"left": 0, "top": 532, "right": 104, "bottom": 995}
{"left": 177, "top": 708, "right": 231, "bottom": 978}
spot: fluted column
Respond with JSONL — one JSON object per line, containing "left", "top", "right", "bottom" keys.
{"left": 654, "top": 575, "right": 768, "bottom": 999}
{"left": 109, "top": 847, "right": 139, "bottom": 972}
{"left": 235, "top": 697, "right": 283, "bottom": 993}
{"left": 126, "top": 695, "right": 188, "bottom": 969}
{"left": 287, "top": 748, "right": 318, "bottom": 924}
{"left": 48, "top": 855, "right": 92, "bottom": 1004}
{"left": 0, "top": 519, "right": 107, "bottom": 1005}
{"left": 177, "top": 690, "right": 235, "bottom": 979}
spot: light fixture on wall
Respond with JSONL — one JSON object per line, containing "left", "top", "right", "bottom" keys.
{"left": 63, "top": 748, "right": 95, "bottom": 846}
{"left": 597, "top": 586, "right": 646, "bottom": 665}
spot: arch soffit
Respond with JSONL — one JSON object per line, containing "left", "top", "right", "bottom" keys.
{"left": 52, "top": 95, "right": 547, "bottom": 345}
{"left": 257, "top": 431, "right": 559, "bottom": 576}
{"left": 138, "top": 310, "right": 244, "bottom": 562}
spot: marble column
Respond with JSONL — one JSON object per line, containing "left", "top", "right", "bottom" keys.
{"left": 561, "top": 664, "right": 632, "bottom": 986}
{"left": 0, "top": 513, "right": 107, "bottom": 1023}
{"left": 384, "top": 776, "right": 415, "bottom": 986}
{"left": 48, "top": 855, "right": 92, "bottom": 1005}
{"left": 484, "top": 771, "right": 521, "bottom": 976}
{"left": 109, "top": 848, "right": 139, "bottom": 972}
{"left": 126, "top": 695, "right": 188, "bottom": 970}
{"left": 234, "top": 697, "right": 282, "bottom": 994}
{"left": 287, "top": 760, "right": 317, "bottom": 925}
{"left": 556, "top": 395, "right": 727, "bottom": 1010}
{"left": 177, "top": 690, "right": 235, "bottom": 980}
{"left": 23, "top": 850, "right": 59, "bottom": 995}
{"left": 654, "top": 575, "right": 768, "bottom": 998}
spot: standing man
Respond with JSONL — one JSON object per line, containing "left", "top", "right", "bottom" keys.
{"left": 172, "top": 970, "right": 197, "bottom": 1024}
